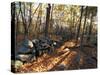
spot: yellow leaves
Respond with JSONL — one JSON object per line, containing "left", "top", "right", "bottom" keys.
{"left": 15, "top": 38, "right": 97, "bottom": 72}
{"left": 60, "top": 45, "right": 65, "bottom": 50}
{"left": 61, "top": 40, "right": 76, "bottom": 48}
{"left": 18, "top": 46, "right": 71, "bottom": 72}
{"left": 57, "top": 5, "right": 65, "bottom": 11}
{"left": 39, "top": 10, "right": 42, "bottom": 16}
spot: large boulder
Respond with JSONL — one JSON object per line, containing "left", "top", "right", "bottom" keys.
{"left": 23, "top": 39, "right": 33, "bottom": 48}
{"left": 16, "top": 54, "right": 32, "bottom": 62}
{"left": 32, "top": 39, "right": 39, "bottom": 44}
{"left": 15, "top": 60, "right": 23, "bottom": 69}
{"left": 18, "top": 46, "right": 32, "bottom": 54}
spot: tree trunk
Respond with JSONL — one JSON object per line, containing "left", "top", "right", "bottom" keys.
{"left": 19, "top": 2, "right": 28, "bottom": 39}
{"left": 76, "top": 6, "right": 84, "bottom": 41}
{"left": 15, "top": 3, "right": 21, "bottom": 34}
{"left": 87, "top": 12, "right": 93, "bottom": 41}
{"left": 80, "top": 6, "right": 88, "bottom": 51}
{"left": 44, "top": 4, "right": 51, "bottom": 37}
{"left": 35, "top": 10, "right": 40, "bottom": 37}
{"left": 78, "top": 6, "right": 88, "bottom": 68}
{"left": 28, "top": 3, "right": 32, "bottom": 37}
{"left": 49, "top": 4, "right": 54, "bottom": 33}
{"left": 16, "top": 11, "right": 19, "bottom": 34}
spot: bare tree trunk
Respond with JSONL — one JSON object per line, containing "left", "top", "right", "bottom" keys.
{"left": 80, "top": 6, "right": 88, "bottom": 51}
{"left": 73, "top": 11, "right": 76, "bottom": 39}
{"left": 19, "top": 2, "right": 28, "bottom": 39}
{"left": 44, "top": 4, "right": 51, "bottom": 37}
{"left": 49, "top": 4, "right": 54, "bottom": 33}
{"left": 31, "top": 4, "right": 41, "bottom": 19}
{"left": 35, "top": 10, "right": 40, "bottom": 35}
{"left": 38, "top": 4, "right": 42, "bottom": 35}
{"left": 32, "top": 4, "right": 40, "bottom": 34}
{"left": 15, "top": 3, "right": 21, "bottom": 34}
{"left": 87, "top": 12, "right": 93, "bottom": 41}
{"left": 69, "top": 7, "right": 73, "bottom": 39}
{"left": 15, "top": 7, "right": 19, "bottom": 34}
{"left": 78, "top": 6, "right": 88, "bottom": 69}
{"left": 28, "top": 3, "right": 32, "bottom": 37}
{"left": 76, "top": 6, "right": 84, "bottom": 41}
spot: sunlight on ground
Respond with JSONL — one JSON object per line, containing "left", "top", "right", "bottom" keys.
{"left": 16, "top": 40, "right": 97, "bottom": 73}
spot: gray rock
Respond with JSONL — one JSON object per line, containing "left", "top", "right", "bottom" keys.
{"left": 23, "top": 39, "right": 33, "bottom": 48}
{"left": 16, "top": 54, "right": 32, "bottom": 62}
{"left": 18, "top": 46, "right": 32, "bottom": 54}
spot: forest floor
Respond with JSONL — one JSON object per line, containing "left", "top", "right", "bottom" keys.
{"left": 17, "top": 39, "right": 97, "bottom": 73}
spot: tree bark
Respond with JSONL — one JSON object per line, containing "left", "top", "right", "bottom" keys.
{"left": 76, "top": 6, "right": 84, "bottom": 41}
{"left": 28, "top": 3, "right": 32, "bottom": 37}
{"left": 80, "top": 6, "right": 88, "bottom": 51}
{"left": 19, "top": 2, "right": 28, "bottom": 39}
{"left": 49, "top": 4, "right": 54, "bottom": 32}
{"left": 44, "top": 4, "right": 51, "bottom": 37}
{"left": 87, "top": 12, "right": 94, "bottom": 41}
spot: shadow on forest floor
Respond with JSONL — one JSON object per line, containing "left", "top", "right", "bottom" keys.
{"left": 16, "top": 39, "right": 97, "bottom": 73}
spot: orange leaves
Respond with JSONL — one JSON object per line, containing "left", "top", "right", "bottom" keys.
{"left": 60, "top": 40, "right": 79, "bottom": 50}
{"left": 63, "top": 41, "right": 76, "bottom": 48}
{"left": 18, "top": 48, "right": 70, "bottom": 72}
{"left": 16, "top": 40, "right": 97, "bottom": 72}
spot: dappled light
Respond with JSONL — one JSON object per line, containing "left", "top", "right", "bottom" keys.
{"left": 11, "top": 2, "right": 97, "bottom": 73}
{"left": 13, "top": 40, "right": 97, "bottom": 73}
